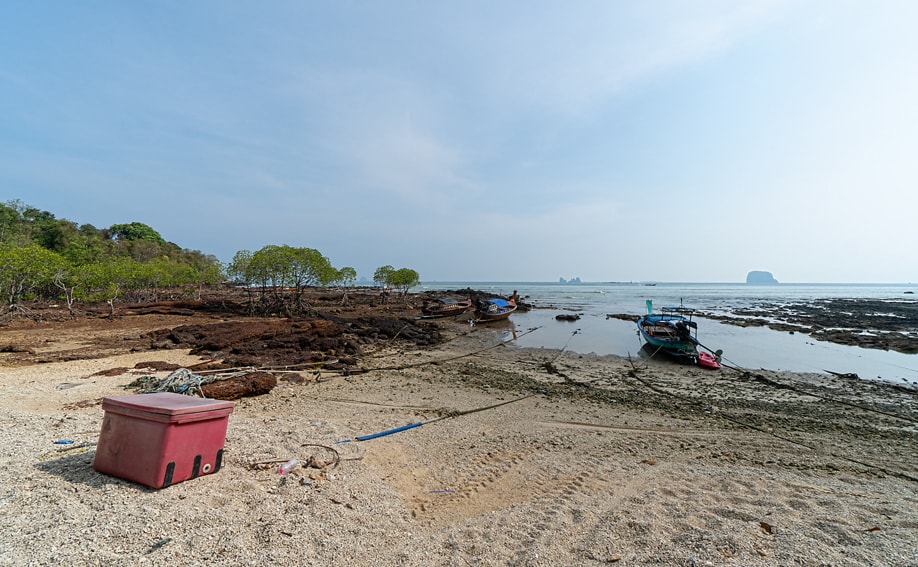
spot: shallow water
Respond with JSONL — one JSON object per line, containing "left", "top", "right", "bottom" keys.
{"left": 421, "top": 282, "right": 918, "bottom": 384}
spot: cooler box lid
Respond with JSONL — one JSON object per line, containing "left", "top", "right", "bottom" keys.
{"left": 102, "top": 393, "right": 234, "bottom": 420}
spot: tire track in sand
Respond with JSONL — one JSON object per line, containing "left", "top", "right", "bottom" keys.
{"left": 503, "top": 449, "right": 618, "bottom": 565}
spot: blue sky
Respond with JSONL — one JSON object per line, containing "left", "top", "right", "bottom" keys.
{"left": 3, "top": 1, "right": 916, "bottom": 283}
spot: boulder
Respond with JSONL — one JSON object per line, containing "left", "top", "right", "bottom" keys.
{"left": 200, "top": 372, "right": 277, "bottom": 400}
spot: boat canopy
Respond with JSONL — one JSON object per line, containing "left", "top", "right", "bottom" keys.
{"left": 661, "top": 306, "right": 695, "bottom": 314}
{"left": 641, "top": 314, "right": 697, "bottom": 328}
{"left": 485, "top": 298, "right": 511, "bottom": 307}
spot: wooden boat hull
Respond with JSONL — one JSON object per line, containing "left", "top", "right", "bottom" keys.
{"left": 637, "top": 315, "right": 697, "bottom": 358}
{"left": 420, "top": 298, "right": 472, "bottom": 318}
{"left": 475, "top": 308, "right": 516, "bottom": 322}
{"left": 419, "top": 306, "right": 471, "bottom": 318}
{"left": 475, "top": 298, "right": 517, "bottom": 322}
{"left": 636, "top": 307, "right": 719, "bottom": 369}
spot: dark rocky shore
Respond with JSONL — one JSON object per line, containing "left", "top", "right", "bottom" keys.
{"left": 607, "top": 297, "right": 918, "bottom": 355}
{"left": 708, "top": 298, "right": 918, "bottom": 355}
{"left": 5, "top": 289, "right": 917, "bottom": 367}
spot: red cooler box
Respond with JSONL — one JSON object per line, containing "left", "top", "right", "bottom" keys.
{"left": 93, "top": 393, "right": 234, "bottom": 488}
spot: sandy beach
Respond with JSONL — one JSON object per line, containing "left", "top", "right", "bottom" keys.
{"left": 1, "top": 303, "right": 917, "bottom": 566}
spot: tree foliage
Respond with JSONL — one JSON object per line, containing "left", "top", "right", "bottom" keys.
{"left": 335, "top": 267, "right": 357, "bottom": 287}
{"left": 374, "top": 265, "right": 420, "bottom": 296}
{"left": 232, "top": 245, "right": 336, "bottom": 290}
{"left": 0, "top": 200, "right": 225, "bottom": 312}
{"left": 227, "top": 245, "right": 346, "bottom": 314}
{"left": 227, "top": 250, "right": 253, "bottom": 284}
{"left": 108, "top": 222, "right": 165, "bottom": 243}
{"left": 1, "top": 199, "right": 419, "bottom": 316}
{"left": 0, "top": 243, "right": 67, "bottom": 306}
{"left": 391, "top": 268, "right": 421, "bottom": 295}
{"left": 373, "top": 265, "right": 395, "bottom": 288}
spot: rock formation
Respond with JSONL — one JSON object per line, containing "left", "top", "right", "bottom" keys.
{"left": 746, "top": 271, "right": 779, "bottom": 284}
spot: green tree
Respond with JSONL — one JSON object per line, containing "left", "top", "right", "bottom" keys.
{"left": 335, "top": 267, "right": 357, "bottom": 287}
{"left": 108, "top": 222, "right": 165, "bottom": 243}
{"left": 373, "top": 265, "right": 395, "bottom": 288}
{"left": 245, "top": 245, "right": 332, "bottom": 290}
{"left": 332, "top": 266, "right": 358, "bottom": 305}
{"left": 390, "top": 268, "right": 420, "bottom": 296}
{"left": 75, "top": 258, "right": 139, "bottom": 317}
{"left": 0, "top": 244, "right": 67, "bottom": 309}
{"left": 373, "top": 265, "right": 419, "bottom": 300}
{"left": 247, "top": 245, "right": 287, "bottom": 292}
{"left": 0, "top": 200, "right": 239, "bottom": 311}
{"left": 285, "top": 246, "right": 333, "bottom": 290}
{"left": 31, "top": 217, "right": 74, "bottom": 252}
{"left": 132, "top": 256, "right": 176, "bottom": 301}
{"left": 125, "top": 239, "right": 165, "bottom": 263}
{"left": 227, "top": 250, "right": 253, "bottom": 285}
{"left": 60, "top": 232, "right": 107, "bottom": 266}
{"left": 239, "top": 245, "right": 335, "bottom": 312}
{"left": 181, "top": 250, "right": 224, "bottom": 299}
{"left": 51, "top": 262, "right": 80, "bottom": 317}
{"left": 0, "top": 201, "right": 23, "bottom": 244}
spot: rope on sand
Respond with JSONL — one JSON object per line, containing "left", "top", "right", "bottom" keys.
{"left": 637, "top": 331, "right": 917, "bottom": 425}
{"left": 737, "top": 368, "right": 918, "bottom": 425}
{"left": 702, "top": 346, "right": 918, "bottom": 426}
{"left": 362, "top": 326, "right": 543, "bottom": 373}
{"left": 335, "top": 395, "right": 533, "bottom": 444}
{"left": 547, "top": 328, "right": 581, "bottom": 364}
{"left": 622, "top": 356, "right": 918, "bottom": 483}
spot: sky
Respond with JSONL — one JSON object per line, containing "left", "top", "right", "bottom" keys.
{"left": 3, "top": 1, "right": 917, "bottom": 283}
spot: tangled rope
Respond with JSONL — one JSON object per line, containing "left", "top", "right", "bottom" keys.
{"left": 138, "top": 368, "right": 205, "bottom": 395}
{"left": 133, "top": 367, "right": 256, "bottom": 396}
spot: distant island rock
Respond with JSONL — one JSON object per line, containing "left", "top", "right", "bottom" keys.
{"left": 559, "top": 277, "right": 582, "bottom": 284}
{"left": 746, "top": 270, "right": 779, "bottom": 284}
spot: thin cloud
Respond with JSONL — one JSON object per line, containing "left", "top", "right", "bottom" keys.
{"left": 466, "top": 1, "right": 791, "bottom": 114}
{"left": 3, "top": 1, "right": 917, "bottom": 282}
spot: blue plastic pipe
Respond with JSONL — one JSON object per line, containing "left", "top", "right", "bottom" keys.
{"left": 353, "top": 421, "right": 424, "bottom": 441}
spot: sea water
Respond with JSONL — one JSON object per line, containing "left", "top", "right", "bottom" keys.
{"left": 419, "top": 282, "right": 918, "bottom": 385}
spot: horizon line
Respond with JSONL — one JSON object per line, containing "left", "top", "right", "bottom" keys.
{"left": 417, "top": 280, "right": 917, "bottom": 286}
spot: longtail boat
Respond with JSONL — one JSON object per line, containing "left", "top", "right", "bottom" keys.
{"left": 419, "top": 296, "right": 473, "bottom": 318}
{"left": 474, "top": 297, "right": 517, "bottom": 322}
{"left": 636, "top": 304, "right": 721, "bottom": 369}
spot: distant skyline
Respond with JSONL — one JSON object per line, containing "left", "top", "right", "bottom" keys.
{"left": 4, "top": 1, "right": 917, "bottom": 283}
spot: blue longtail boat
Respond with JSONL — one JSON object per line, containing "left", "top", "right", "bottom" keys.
{"left": 474, "top": 297, "right": 517, "bottom": 322}
{"left": 636, "top": 303, "right": 721, "bottom": 368}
